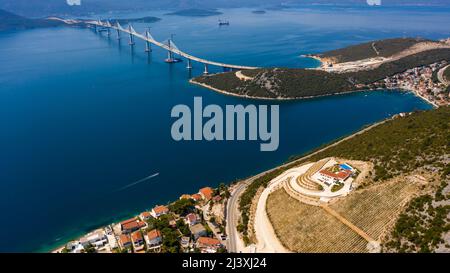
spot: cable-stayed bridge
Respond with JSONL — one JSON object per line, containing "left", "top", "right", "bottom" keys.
{"left": 77, "top": 19, "right": 260, "bottom": 73}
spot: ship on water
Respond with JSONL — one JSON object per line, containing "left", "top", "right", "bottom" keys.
{"left": 218, "top": 19, "right": 230, "bottom": 26}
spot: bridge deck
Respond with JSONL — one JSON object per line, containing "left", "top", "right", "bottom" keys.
{"left": 87, "top": 20, "right": 259, "bottom": 70}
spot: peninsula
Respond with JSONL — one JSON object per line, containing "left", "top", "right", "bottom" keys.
{"left": 191, "top": 38, "right": 450, "bottom": 106}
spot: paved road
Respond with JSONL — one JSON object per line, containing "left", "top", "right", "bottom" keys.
{"left": 225, "top": 120, "right": 388, "bottom": 253}
{"left": 437, "top": 64, "right": 450, "bottom": 85}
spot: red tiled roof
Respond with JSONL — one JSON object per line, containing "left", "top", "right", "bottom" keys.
{"left": 319, "top": 169, "right": 352, "bottom": 180}
{"left": 191, "top": 194, "right": 202, "bottom": 201}
{"left": 140, "top": 211, "right": 151, "bottom": 218}
{"left": 131, "top": 231, "right": 143, "bottom": 242}
{"left": 147, "top": 229, "right": 162, "bottom": 240}
{"left": 199, "top": 187, "right": 214, "bottom": 200}
{"left": 186, "top": 213, "right": 198, "bottom": 222}
{"left": 197, "top": 237, "right": 221, "bottom": 246}
{"left": 119, "top": 234, "right": 131, "bottom": 245}
{"left": 121, "top": 218, "right": 146, "bottom": 231}
{"left": 153, "top": 205, "right": 169, "bottom": 214}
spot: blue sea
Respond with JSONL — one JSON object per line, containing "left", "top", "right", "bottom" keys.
{"left": 1, "top": 6, "right": 448, "bottom": 252}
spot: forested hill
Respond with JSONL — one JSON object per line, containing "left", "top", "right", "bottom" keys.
{"left": 317, "top": 38, "right": 431, "bottom": 63}
{"left": 0, "top": 9, "right": 62, "bottom": 31}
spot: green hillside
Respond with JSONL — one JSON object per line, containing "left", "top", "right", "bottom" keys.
{"left": 0, "top": 9, "right": 62, "bottom": 31}
{"left": 238, "top": 107, "right": 450, "bottom": 241}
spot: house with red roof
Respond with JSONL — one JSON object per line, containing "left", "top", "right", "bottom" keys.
{"left": 196, "top": 237, "right": 222, "bottom": 253}
{"left": 145, "top": 229, "right": 163, "bottom": 249}
{"left": 199, "top": 187, "right": 214, "bottom": 201}
{"left": 119, "top": 234, "right": 131, "bottom": 250}
{"left": 150, "top": 205, "right": 169, "bottom": 218}
{"left": 131, "top": 231, "right": 145, "bottom": 252}
{"left": 184, "top": 213, "right": 200, "bottom": 226}
{"left": 191, "top": 193, "right": 203, "bottom": 202}
{"left": 120, "top": 218, "right": 146, "bottom": 234}
{"left": 139, "top": 211, "right": 152, "bottom": 221}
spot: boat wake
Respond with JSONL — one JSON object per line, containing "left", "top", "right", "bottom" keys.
{"left": 114, "top": 172, "right": 160, "bottom": 192}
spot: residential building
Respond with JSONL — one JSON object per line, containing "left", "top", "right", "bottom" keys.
{"left": 184, "top": 213, "right": 200, "bottom": 226}
{"left": 119, "top": 234, "right": 132, "bottom": 250}
{"left": 191, "top": 193, "right": 203, "bottom": 202}
{"left": 79, "top": 229, "right": 108, "bottom": 248}
{"left": 199, "top": 187, "right": 214, "bottom": 201}
{"left": 131, "top": 231, "right": 145, "bottom": 252}
{"left": 145, "top": 229, "right": 163, "bottom": 249}
{"left": 196, "top": 237, "right": 222, "bottom": 253}
{"left": 139, "top": 211, "right": 152, "bottom": 221}
{"left": 151, "top": 205, "right": 169, "bottom": 218}
{"left": 120, "top": 218, "right": 146, "bottom": 234}
{"left": 190, "top": 223, "right": 207, "bottom": 240}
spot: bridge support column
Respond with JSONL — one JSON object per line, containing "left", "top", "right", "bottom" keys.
{"left": 203, "top": 63, "right": 209, "bottom": 75}
{"left": 145, "top": 31, "right": 152, "bottom": 52}
{"left": 93, "top": 25, "right": 97, "bottom": 33}
{"left": 167, "top": 51, "right": 173, "bottom": 61}
{"left": 107, "top": 28, "right": 111, "bottom": 37}
{"left": 116, "top": 29, "right": 121, "bottom": 40}
{"left": 129, "top": 33, "right": 135, "bottom": 46}
{"left": 187, "top": 59, "right": 192, "bottom": 69}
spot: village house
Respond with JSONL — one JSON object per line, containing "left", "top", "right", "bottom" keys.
{"left": 190, "top": 223, "right": 207, "bottom": 240}
{"left": 196, "top": 237, "right": 223, "bottom": 253}
{"left": 131, "top": 231, "right": 145, "bottom": 252}
{"left": 151, "top": 205, "right": 169, "bottom": 218}
{"left": 120, "top": 218, "right": 146, "bottom": 234}
{"left": 139, "top": 211, "right": 152, "bottom": 221}
{"left": 179, "top": 194, "right": 191, "bottom": 200}
{"left": 199, "top": 187, "right": 214, "bottom": 201}
{"left": 79, "top": 229, "right": 108, "bottom": 248}
{"left": 119, "top": 234, "right": 132, "bottom": 250}
{"left": 145, "top": 229, "right": 163, "bottom": 249}
{"left": 184, "top": 213, "right": 200, "bottom": 226}
{"left": 191, "top": 193, "right": 203, "bottom": 202}
{"left": 180, "top": 236, "right": 191, "bottom": 249}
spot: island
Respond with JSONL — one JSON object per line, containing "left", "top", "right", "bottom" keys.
{"left": 191, "top": 37, "right": 450, "bottom": 106}
{"left": 252, "top": 10, "right": 267, "bottom": 14}
{"left": 165, "top": 9, "right": 223, "bottom": 17}
{"left": 108, "top": 16, "right": 161, "bottom": 24}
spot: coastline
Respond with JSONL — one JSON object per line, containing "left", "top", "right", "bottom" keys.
{"left": 189, "top": 78, "right": 439, "bottom": 108}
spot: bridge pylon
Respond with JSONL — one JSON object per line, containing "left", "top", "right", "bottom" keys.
{"left": 145, "top": 30, "right": 152, "bottom": 52}
{"left": 128, "top": 25, "right": 135, "bottom": 46}
{"left": 116, "top": 22, "right": 121, "bottom": 40}
{"left": 187, "top": 59, "right": 192, "bottom": 69}
{"left": 203, "top": 63, "right": 209, "bottom": 74}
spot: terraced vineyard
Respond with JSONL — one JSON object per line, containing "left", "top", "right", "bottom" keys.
{"left": 267, "top": 189, "right": 368, "bottom": 253}
{"left": 330, "top": 178, "right": 420, "bottom": 240}
{"left": 267, "top": 176, "right": 421, "bottom": 252}
{"left": 296, "top": 160, "right": 328, "bottom": 191}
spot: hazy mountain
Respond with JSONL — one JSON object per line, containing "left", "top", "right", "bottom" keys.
{"left": 0, "top": 9, "right": 62, "bottom": 30}
{"left": 1, "top": 0, "right": 450, "bottom": 17}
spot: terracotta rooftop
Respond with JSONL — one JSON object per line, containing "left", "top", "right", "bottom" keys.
{"left": 119, "top": 234, "right": 131, "bottom": 245}
{"left": 131, "top": 231, "right": 143, "bottom": 242}
{"left": 147, "top": 229, "right": 162, "bottom": 240}
{"left": 197, "top": 237, "right": 221, "bottom": 246}
{"left": 199, "top": 187, "right": 214, "bottom": 200}
{"left": 153, "top": 205, "right": 169, "bottom": 214}
{"left": 319, "top": 169, "right": 352, "bottom": 180}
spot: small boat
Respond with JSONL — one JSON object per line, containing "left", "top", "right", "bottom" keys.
{"left": 218, "top": 19, "right": 230, "bottom": 26}
{"left": 164, "top": 58, "right": 183, "bottom": 63}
